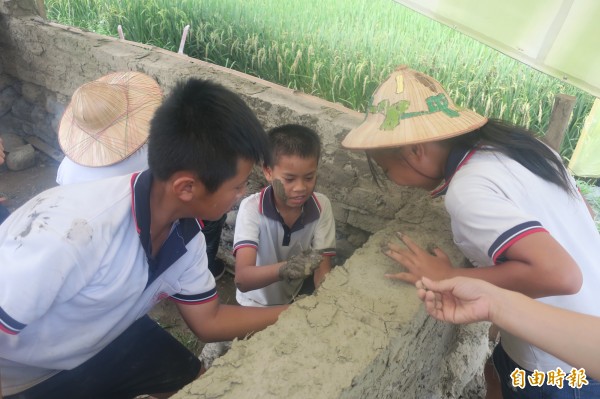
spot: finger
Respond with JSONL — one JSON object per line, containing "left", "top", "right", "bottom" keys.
{"left": 384, "top": 249, "right": 415, "bottom": 269}
{"left": 423, "top": 294, "right": 438, "bottom": 316}
{"left": 432, "top": 247, "right": 450, "bottom": 261}
{"left": 396, "top": 232, "right": 426, "bottom": 255}
{"left": 421, "top": 276, "right": 455, "bottom": 294}
{"left": 415, "top": 279, "right": 425, "bottom": 290}
{"left": 384, "top": 272, "right": 419, "bottom": 284}
{"left": 386, "top": 242, "right": 405, "bottom": 253}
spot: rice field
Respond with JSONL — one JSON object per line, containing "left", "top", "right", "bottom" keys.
{"left": 45, "top": 0, "right": 595, "bottom": 159}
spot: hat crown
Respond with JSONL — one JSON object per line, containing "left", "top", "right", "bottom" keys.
{"left": 71, "top": 82, "right": 129, "bottom": 135}
{"left": 58, "top": 71, "right": 162, "bottom": 167}
{"left": 341, "top": 67, "right": 487, "bottom": 150}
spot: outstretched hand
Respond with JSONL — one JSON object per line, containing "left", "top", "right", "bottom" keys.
{"left": 416, "top": 276, "right": 494, "bottom": 325}
{"left": 279, "top": 249, "right": 322, "bottom": 282}
{"left": 383, "top": 232, "right": 454, "bottom": 284}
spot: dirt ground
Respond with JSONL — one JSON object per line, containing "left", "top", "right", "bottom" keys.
{"left": 0, "top": 151, "right": 237, "bottom": 356}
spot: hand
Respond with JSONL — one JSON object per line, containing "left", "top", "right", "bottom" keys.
{"left": 416, "top": 276, "right": 494, "bottom": 324}
{"left": 279, "top": 249, "right": 322, "bottom": 282}
{"left": 383, "top": 232, "right": 454, "bottom": 284}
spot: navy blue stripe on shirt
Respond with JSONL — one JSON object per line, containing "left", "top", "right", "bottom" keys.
{"left": 488, "top": 221, "right": 547, "bottom": 263}
{"left": 171, "top": 288, "right": 218, "bottom": 304}
{"left": 233, "top": 240, "right": 258, "bottom": 256}
{"left": 0, "top": 306, "right": 26, "bottom": 335}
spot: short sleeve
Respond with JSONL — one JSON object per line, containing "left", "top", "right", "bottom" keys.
{"left": 311, "top": 194, "right": 336, "bottom": 256}
{"left": 170, "top": 231, "right": 218, "bottom": 304}
{"left": 233, "top": 196, "right": 261, "bottom": 255}
{"left": 0, "top": 230, "right": 85, "bottom": 334}
{"left": 446, "top": 174, "right": 547, "bottom": 266}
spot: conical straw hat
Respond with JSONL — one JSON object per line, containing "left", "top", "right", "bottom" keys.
{"left": 342, "top": 66, "right": 487, "bottom": 150}
{"left": 58, "top": 71, "right": 162, "bottom": 167}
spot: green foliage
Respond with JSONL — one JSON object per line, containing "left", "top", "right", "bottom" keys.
{"left": 45, "top": 0, "right": 595, "bottom": 158}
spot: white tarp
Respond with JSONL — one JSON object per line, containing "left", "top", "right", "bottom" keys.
{"left": 393, "top": 0, "right": 600, "bottom": 98}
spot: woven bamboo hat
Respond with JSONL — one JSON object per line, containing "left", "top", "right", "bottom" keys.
{"left": 58, "top": 71, "right": 162, "bottom": 167}
{"left": 342, "top": 66, "right": 487, "bottom": 150}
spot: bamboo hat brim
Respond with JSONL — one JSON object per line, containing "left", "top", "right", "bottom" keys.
{"left": 58, "top": 71, "right": 163, "bottom": 167}
{"left": 342, "top": 66, "right": 488, "bottom": 150}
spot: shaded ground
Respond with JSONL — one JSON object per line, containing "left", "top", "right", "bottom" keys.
{"left": 0, "top": 152, "right": 236, "bottom": 356}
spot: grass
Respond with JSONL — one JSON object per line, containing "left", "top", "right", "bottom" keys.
{"left": 44, "top": 0, "right": 595, "bottom": 160}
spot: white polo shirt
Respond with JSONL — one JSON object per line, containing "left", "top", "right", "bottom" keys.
{"left": 0, "top": 170, "right": 216, "bottom": 395}
{"left": 233, "top": 186, "right": 336, "bottom": 306}
{"left": 434, "top": 145, "right": 600, "bottom": 372}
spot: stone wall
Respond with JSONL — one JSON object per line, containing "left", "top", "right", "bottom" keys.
{"left": 0, "top": 2, "right": 490, "bottom": 397}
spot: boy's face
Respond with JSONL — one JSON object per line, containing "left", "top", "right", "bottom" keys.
{"left": 192, "top": 158, "right": 253, "bottom": 221}
{"left": 263, "top": 154, "right": 318, "bottom": 211}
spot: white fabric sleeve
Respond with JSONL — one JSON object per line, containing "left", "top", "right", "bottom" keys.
{"left": 0, "top": 232, "right": 85, "bottom": 334}
{"left": 171, "top": 228, "right": 217, "bottom": 304}
{"left": 311, "top": 194, "right": 336, "bottom": 256}
{"left": 233, "top": 196, "right": 261, "bottom": 255}
{"left": 445, "top": 174, "right": 546, "bottom": 265}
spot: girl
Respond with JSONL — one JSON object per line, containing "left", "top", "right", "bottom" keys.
{"left": 342, "top": 66, "right": 600, "bottom": 398}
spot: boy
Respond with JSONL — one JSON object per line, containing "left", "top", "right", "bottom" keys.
{"left": 0, "top": 78, "right": 285, "bottom": 398}
{"left": 56, "top": 71, "right": 227, "bottom": 279}
{"left": 233, "top": 124, "right": 336, "bottom": 307}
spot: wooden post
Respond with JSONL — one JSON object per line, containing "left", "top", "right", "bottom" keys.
{"left": 542, "top": 93, "right": 576, "bottom": 152}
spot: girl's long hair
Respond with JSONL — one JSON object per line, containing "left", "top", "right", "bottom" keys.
{"left": 366, "top": 119, "right": 575, "bottom": 195}
{"left": 449, "top": 119, "right": 574, "bottom": 195}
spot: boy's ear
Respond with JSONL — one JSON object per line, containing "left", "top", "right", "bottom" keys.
{"left": 172, "top": 173, "right": 202, "bottom": 202}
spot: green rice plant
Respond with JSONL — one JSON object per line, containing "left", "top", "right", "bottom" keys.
{"left": 45, "top": 0, "right": 595, "bottom": 159}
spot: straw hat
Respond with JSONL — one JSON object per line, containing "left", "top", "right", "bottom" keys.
{"left": 342, "top": 66, "right": 487, "bottom": 150}
{"left": 58, "top": 71, "right": 162, "bottom": 167}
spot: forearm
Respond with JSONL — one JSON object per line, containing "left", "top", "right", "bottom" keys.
{"left": 234, "top": 262, "right": 285, "bottom": 292}
{"left": 195, "top": 304, "right": 286, "bottom": 342}
{"left": 492, "top": 289, "right": 600, "bottom": 380}
{"left": 450, "top": 260, "right": 579, "bottom": 298}
{"left": 313, "top": 258, "right": 332, "bottom": 288}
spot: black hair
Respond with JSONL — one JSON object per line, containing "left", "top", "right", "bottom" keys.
{"left": 367, "top": 119, "right": 574, "bottom": 195}
{"left": 448, "top": 119, "right": 574, "bottom": 195}
{"left": 148, "top": 78, "right": 271, "bottom": 192}
{"left": 267, "top": 124, "right": 321, "bottom": 167}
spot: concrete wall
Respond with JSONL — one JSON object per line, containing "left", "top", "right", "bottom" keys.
{"left": 0, "top": 2, "right": 490, "bottom": 397}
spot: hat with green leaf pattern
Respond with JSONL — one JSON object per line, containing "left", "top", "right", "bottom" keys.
{"left": 342, "top": 66, "right": 487, "bottom": 149}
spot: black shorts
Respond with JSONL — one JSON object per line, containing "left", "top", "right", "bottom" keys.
{"left": 8, "top": 315, "right": 201, "bottom": 399}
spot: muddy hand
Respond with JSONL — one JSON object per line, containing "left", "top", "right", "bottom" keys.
{"left": 383, "top": 232, "right": 454, "bottom": 284}
{"left": 279, "top": 249, "right": 322, "bottom": 282}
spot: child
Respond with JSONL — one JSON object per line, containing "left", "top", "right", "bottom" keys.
{"left": 0, "top": 77, "right": 286, "bottom": 398}
{"left": 55, "top": 71, "right": 227, "bottom": 279}
{"left": 233, "top": 124, "right": 336, "bottom": 307}
{"left": 342, "top": 66, "right": 600, "bottom": 398}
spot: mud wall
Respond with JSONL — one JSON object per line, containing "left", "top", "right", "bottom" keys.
{"left": 0, "top": 2, "right": 490, "bottom": 397}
